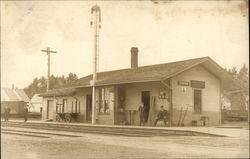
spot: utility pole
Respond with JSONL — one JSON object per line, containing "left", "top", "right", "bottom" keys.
{"left": 90, "top": 5, "right": 101, "bottom": 124}
{"left": 41, "top": 47, "right": 57, "bottom": 92}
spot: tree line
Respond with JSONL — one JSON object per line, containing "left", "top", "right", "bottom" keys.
{"left": 224, "top": 64, "right": 249, "bottom": 110}
{"left": 225, "top": 64, "right": 249, "bottom": 97}
{"left": 24, "top": 73, "right": 78, "bottom": 98}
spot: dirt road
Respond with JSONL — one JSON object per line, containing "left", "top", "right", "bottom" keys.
{"left": 1, "top": 127, "right": 249, "bottom": 158}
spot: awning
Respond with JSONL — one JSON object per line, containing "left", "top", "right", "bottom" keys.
{"left": 39, "top": 88, "right": 76, "bottom": 97}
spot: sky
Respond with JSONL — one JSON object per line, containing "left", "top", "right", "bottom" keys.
{"left": 1, "top": 0, "right": 249, "bottom": 89}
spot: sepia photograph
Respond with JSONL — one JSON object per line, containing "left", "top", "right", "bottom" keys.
{"left": 1, "top": 0, "right": 249, "bottom": 158}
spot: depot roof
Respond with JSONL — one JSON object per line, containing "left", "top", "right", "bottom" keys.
{"left": 40, "top": 56, "right": 240, "bottom": 97}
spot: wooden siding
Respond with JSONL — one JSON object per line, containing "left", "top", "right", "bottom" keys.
{"left": 171, "top": 64, "right": 221, "bottom": 126}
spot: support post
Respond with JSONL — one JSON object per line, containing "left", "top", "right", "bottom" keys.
{"left": 161, "top": 79, "right": 173, "bottom": 126}
{"left": 90, "top": 5, "right": 101, "bottom": 124}
{"left": 41, "top": 47, "right": 57, "bottom": 92}
{"left": 47, "top": 52, "right": 50, "bottom": 91}
{"left": 92, "top": 86, "right": 96, "bottom": 124}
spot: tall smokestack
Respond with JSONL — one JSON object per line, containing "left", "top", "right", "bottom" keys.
{"left": 131, "top": 47, "right": 138, "bottom": 68}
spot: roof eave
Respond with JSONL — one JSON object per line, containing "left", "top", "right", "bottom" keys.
{"left": 161, "top": 57, "right": 210, "bottom": 81}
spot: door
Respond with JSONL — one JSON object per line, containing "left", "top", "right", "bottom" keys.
{"left": 141, "top": 91, "right": 150, "bottom": 122}
{"left": 194, "top": 89, "right": 202, "bottom": 113}
{"left": 86, "top": 94, "right": 92, "bottom": 121}
{"left": 47, "top": 100, "right": 54, "bottom": 119}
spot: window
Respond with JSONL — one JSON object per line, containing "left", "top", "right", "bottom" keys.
{"left": 56, "top": 103, "right": 63, "bottom": 113}
{"left": 40, "top": 107, "right": 42, "bottom": 113}
{"left": 98, "top": 88, "right": 104, "bottom": 113}
{"left": 194, "top": 89, "right": 202, "bottom": 113}
{"left": 98, "top": 87, "right": 114, "bottom": 114}
{"left": 104, "top": 88, "right": 110, "bottom": 113}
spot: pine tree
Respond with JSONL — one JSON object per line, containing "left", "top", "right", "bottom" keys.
{"left": 24, "top": 73, "right": 78, "bottom": 98}
{"left": 225, "top": 65, "right": 249, "bottom": 111}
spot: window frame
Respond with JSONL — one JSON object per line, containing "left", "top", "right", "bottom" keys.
{"left": 98, "top": 87, "right": 113, "bottom": 115}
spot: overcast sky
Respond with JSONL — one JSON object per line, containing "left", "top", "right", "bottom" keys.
{"left": 1, "top": 0, "right": 248, "bottom": 89}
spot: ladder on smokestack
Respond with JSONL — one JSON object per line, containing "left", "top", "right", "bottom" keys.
{"left": 90, "top": 5, "right": 101, "bottom": 73}
{"left": 96, "top": 26, "right": 100, "bottom": 72}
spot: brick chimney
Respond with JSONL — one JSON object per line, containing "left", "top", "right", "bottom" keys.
{"left": 131, "top": 47, "right": 138, "bottom": 68}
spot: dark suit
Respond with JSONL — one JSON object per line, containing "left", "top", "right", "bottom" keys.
{"left": 154, "top": 109, "right": 168, "bottom": 126}
{"left": 4, "top": 107, "right": 11, "bottom": 121}
{"left": 138, "top": 106, "right": 145, "bottom": 126}
{"left": 24, "top": 107, "right": 28, "bottom": 122}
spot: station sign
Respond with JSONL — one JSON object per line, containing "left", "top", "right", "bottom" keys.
{"left": 191, "top": 80, "right": 205, "bottom": 88}
{"left": 178, "top": 81, "right": 189, "bottom": 86}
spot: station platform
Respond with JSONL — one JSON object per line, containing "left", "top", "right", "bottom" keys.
{"left": 1, "top": 119, "right": 248, "bottom": 137}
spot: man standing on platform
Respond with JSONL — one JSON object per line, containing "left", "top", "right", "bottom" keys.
{"left": 138, "top": 102, "right": 145, "bottom": 126}
{"left": 4, "top": 106, "right": 11, "bottom": 121}
{"left": 24, "top": 105, "right": 29, "bottom": 122}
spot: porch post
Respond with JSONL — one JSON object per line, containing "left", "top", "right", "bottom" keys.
{"left": 169, "top": 79, "right": 173, "bottom": 126}
{"left": 53, "top": 96, "right": 56, "bottom": 120}
{"left": 161, "top": 79, "right": 173, "bottom": 126}
{"left": 219, "top": 80, "right": 222, "bottom": 124}
{"left": 92, "top": 86, "right": 96, "bottom": 124}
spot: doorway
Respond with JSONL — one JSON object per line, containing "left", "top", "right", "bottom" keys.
{"left": 141, "top": 91, "right": 150, "bottom": 122}
{"left": 194, "top": 89, "right": 202, "bottom": 113}
{"left": 86, "top": 94, "right": 92, "bottom": 121}
{"left": 47, "top": 100, "right": 54, "bottom": 119}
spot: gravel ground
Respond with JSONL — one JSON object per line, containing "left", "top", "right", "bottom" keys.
{"left": 1, "top": 127, "right": 249, "bottom": 159}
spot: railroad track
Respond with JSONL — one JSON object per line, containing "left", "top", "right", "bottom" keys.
{"left": 1, "top": 131, "right": 51, "bottom": 138}
{"left": 1, "top": 128, "right": 83, "bottom": 138}
{"left": 1, "top": 121, "right": 225, "bottom": 137}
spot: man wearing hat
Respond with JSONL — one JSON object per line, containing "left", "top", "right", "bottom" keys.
{"left": 154, "top": 105, "right": 168, "bottom": 126}
{"left": 24, "top": 104, "right": 29, "bottom": 122}
{"left": 138, "top": 102, "right": 145, "bottom": 126}
{"left": 4, "top": 106, "right": 11, "bottom": 121}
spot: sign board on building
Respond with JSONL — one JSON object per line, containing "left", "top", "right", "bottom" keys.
{"left": 181, "top": 87, "right": 187, "bottom": 93}
{"left": 191, "top": 80, "right": 205, "bottom": 88}
{"left": 178, "top": 81, "right": 189, "bottom": 86}
{"left": 159, "top": 88, "right": 169, "bottom": 99}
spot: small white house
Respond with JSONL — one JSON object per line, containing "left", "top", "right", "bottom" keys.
{"left": 29, "top": 94, "right": 43, "bottom": 113}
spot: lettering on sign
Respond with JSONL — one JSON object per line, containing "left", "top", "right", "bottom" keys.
{"left": 191, "top": 80, "right": 205, "bottom": 88}
{"left": 178, "top": 81, "right": 189, "bottom": 86}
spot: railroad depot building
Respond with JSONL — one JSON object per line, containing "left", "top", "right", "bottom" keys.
{"left": 40, "top": 48, "right": 239, "bottom": 126}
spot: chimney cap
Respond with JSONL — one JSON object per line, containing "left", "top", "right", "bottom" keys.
{"left": 131, "top": 47, "right": 138, "bottom": 52}
{"left": 130, "top": 47, "right": 138, "bottom": 68}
